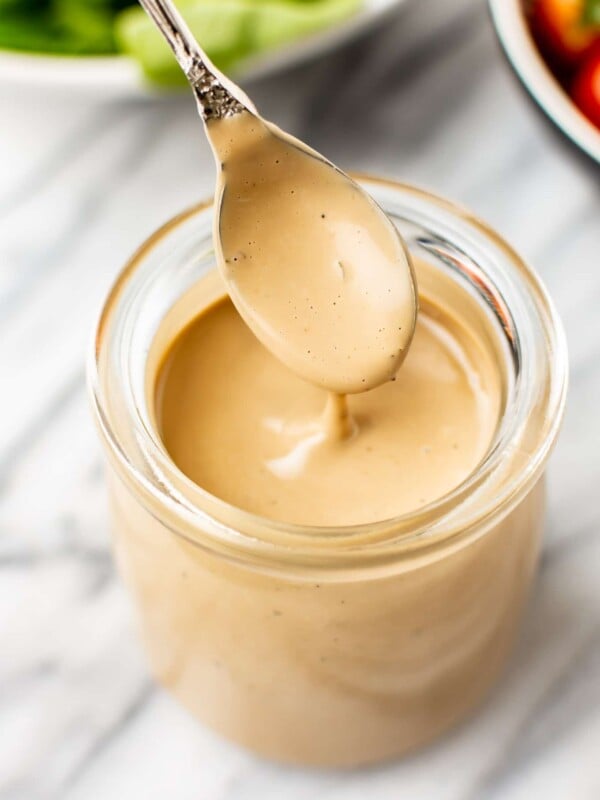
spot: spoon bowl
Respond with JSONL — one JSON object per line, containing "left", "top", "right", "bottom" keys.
{"left": 209, "top": 111, "right": 417, "bottom": 393}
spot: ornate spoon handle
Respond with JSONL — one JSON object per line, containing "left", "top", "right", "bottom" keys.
{"left": 137, "top": 0, "right": 256, "bottom": 120}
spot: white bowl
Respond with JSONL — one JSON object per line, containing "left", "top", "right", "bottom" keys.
{"left": 489, "top": 0, "right": 600, "bottom": 163}
{"left": 0, "top": 0, "right": 407, "bottom": 97}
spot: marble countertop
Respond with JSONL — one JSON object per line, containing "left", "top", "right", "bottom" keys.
{"left": 1, "top": 0, "right": 599, "bottom": 797}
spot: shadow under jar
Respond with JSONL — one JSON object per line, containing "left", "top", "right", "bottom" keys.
{"left": 89, "top": 177, "right": 567, "bottom": 767}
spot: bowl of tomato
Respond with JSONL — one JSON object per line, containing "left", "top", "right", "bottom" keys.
{"left": 489, "top": 0, "right": 600, "bottom": 163}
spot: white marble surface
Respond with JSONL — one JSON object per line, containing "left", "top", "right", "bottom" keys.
{"left": 1, "top": 1, "right": 599, "bottom": 797}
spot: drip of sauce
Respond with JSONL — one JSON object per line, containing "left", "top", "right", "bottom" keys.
{"left": 323, "top": 392, "right": 356, "bottom": 441}
{"left": 156, "top": 285, "right": 500, "bottom": 527}
{"left": 208, "top": 111, "right": 417, "bottom": 399}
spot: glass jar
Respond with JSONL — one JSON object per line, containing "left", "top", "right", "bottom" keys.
{"left": 89, "top": 177, "right": 567, "bottom": 767}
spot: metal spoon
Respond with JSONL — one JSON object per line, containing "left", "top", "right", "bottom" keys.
{"left": 137, "top": 0, "right": 417, "bottom": 394}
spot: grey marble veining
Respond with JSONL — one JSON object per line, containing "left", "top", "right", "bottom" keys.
{"left": 1, "top": 0, "right": 599, "bottom": 797}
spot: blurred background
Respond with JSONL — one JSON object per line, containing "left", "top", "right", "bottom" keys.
{"left": 1, "top": 0, "right": 599, "bottom": 797}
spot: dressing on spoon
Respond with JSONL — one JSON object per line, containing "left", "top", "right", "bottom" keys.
{"left": 208, "top": 112, "right": 416, "bottom": 395}
{"left": 138, "top": 0, "right": 417, "bottom": 413}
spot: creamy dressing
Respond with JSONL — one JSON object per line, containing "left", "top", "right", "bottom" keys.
{"left": 156, "top": 284, "right": 500, "bottom": 527}
{"left": 150, "top": 113, "right": 500, "bottom": 526}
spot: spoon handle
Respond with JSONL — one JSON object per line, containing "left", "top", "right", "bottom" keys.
{"left": 137, "top": 0, "right": 256, "bottom": 120}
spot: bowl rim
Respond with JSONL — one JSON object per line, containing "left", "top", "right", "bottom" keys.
{"left": 488, "top": 0, "right": 600, "bottom": 164}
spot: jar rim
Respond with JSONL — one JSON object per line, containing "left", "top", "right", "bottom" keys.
{"left": 88, "top": 176, "right": 568, "bottom": 574}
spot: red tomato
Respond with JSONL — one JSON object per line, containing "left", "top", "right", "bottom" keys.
{"left": 572, "top": 44, "right": 600, "bottom": 127}
{"left": 530, "top": 0, "right": 598, "bottom": 67}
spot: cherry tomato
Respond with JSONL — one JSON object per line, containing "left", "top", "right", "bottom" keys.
{"left": 572, "top": 44, "right": 600, "bottom": 127}
{"left": 530, "top": 0, "right": 597, "bottom": 67}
